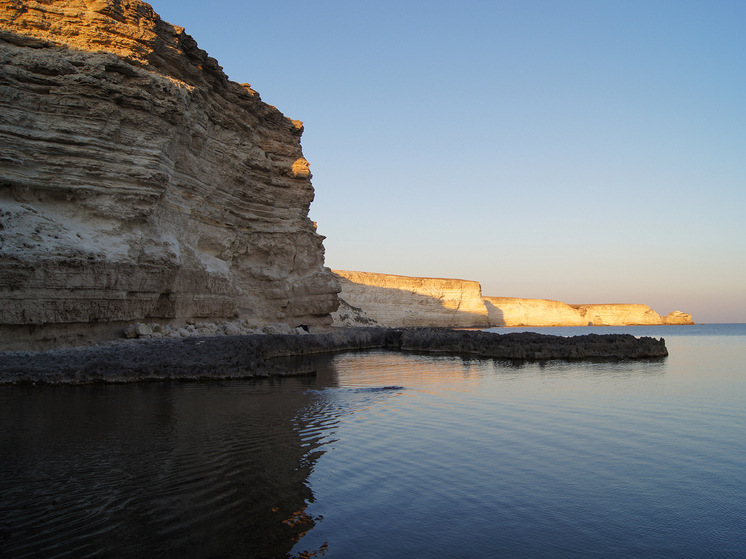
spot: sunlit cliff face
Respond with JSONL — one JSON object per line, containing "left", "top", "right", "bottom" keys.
{"left": 292, "top": 157, "right": 312, "bottom": 178}
{"left": 331, "top": 271, "right": 694, "bottom": 328}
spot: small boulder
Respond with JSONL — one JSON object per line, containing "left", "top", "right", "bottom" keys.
{"left": 134, "top": 322, "right": 152, "bottom": 337}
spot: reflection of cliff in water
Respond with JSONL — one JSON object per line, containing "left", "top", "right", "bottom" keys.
{"left": 0, "top": 376, "right": 334, "bottom": 558}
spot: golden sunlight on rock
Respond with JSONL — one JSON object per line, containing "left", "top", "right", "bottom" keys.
{"left": 291, "top": 157, "right": 311, "bottom": 178}
{"left": 333, "top": 271, "right": 694, "bottom": 327}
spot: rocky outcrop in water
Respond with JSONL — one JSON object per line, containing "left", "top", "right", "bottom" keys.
{"left": 0, "top": 327, "right": 668, "bottom": 384}
{"left": 332, "top": 270, "right": 489, "bottom": 328}
{"left": 662, "top": 310, "right": 695, "bottom": 325}
{"left": 0, "top": 0, "right": 339, "bottom": 350}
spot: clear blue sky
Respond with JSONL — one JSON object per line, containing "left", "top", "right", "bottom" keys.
{"left": 150, "top": 0, "right": 745, "bottom": 323}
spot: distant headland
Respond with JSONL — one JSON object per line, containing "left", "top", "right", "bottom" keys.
{"left": 331, "top": 270, "right": 694, "bottom": 328}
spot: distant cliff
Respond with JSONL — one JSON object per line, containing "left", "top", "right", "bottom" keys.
{"left": 334, "top": 271, "right": 694, "bottom": 328}
{"left": 332, "top": 270, "right": 490, "bottom": 328}
{"left": 486, "top": 299, "right": 694, "bottom": 326}
{"left": 573, "top": 304, "right": 694, "bottom": 326}
{"left": 0, "top": 0, "right": 340, "bottom": 349}
{"left": 484, "top": 297, "right": 587, "bottom": 327}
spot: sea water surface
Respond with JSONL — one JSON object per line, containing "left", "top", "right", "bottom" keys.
{"left": 1, "top": 324, "right": 744, "bottom": 558}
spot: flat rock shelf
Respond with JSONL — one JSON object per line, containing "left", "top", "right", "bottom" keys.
{"left": 0, "top": 328, "right": 668, "bottom": 385}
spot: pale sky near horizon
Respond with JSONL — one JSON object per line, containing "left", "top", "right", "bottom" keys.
{"left": 149, "top": 0, "right": 745, "bottom": 323}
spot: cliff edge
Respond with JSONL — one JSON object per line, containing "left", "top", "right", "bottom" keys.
{"left": 0, "top": 0, "right": 340, "bottom": 349}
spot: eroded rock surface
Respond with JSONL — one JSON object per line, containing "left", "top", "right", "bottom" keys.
{"left": 0, "top": 0, "right": 340, "bottom": 350}
{"left": 572, "top": 304, "right": 676, "bottom": 326}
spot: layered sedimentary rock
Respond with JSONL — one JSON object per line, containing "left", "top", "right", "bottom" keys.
{"left": 0, "top": 0, "right": 339, "bottom": 349}
{"left": 332, "top": 270, "right": 489, "bottom": 328}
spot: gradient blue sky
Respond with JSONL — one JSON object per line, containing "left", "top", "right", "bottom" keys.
{"left": 150, "top": 0, "right": 745, "bottom": 323}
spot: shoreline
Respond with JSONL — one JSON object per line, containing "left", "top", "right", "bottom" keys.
{"left": 0, "top": 327, "right": 668, "bottom": 385}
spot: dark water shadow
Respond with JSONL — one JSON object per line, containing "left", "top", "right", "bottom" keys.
{"left": 0, "top": 378, "right": 333, "bottom": 558}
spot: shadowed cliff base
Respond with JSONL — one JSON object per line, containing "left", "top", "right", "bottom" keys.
{"left": 0, "top": 328, "right": 667, "bottom": 385}
{"left": 332, "top": 270, "right": 490, "bottom": 327}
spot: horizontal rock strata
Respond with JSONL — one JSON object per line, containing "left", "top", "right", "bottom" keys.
{"left": 0, "top": 0, "right": 339, "bottom": 351}
{"left": 332, "top": 270, "right": 489, "bottom": 328}
{"left": 0, "top": 328, "right": 668, "bottom": 385}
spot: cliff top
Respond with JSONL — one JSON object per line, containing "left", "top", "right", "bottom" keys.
{"left": 0, "top": 0, "right": 302, "bottom": 133}
{"left": 333, "top": 269, "right": 481, "bottom": 286}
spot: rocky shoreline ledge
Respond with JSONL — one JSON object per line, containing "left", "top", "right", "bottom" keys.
{"left": 0, "top": 328, "right": 668, "bottom": 385}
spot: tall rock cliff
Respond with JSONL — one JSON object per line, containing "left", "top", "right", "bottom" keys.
{"left": 0, "top": 0, "right": 340, "bottom": 348}
{"left": 332, "top": 270, "right": 490, "bottom": 328}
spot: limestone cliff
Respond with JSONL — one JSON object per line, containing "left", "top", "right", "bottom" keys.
{"left": 332, "top": 270, "right": 489, "bottom": 328}
{"left": 485, "top": 298, "right": 694, "bottom": 326}
{"left": 334, "top": 272, "right": 694, "bottom": 328}
{"left": 572, "top": 304, "right": 664, "bottom": 326}
{"left": 484, "top": 297, "right": 588, "bottom": 327}
{"left": 0, "top": 0, "right": 340, "bottom": 348}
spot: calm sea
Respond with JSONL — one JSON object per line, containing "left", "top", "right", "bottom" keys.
{"left": 1, "top": 323, "right": 744, "bottom": 558}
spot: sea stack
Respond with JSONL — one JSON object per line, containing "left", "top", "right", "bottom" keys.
{"left": 0, "top": 0, "right": 340, "bottom": 349}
